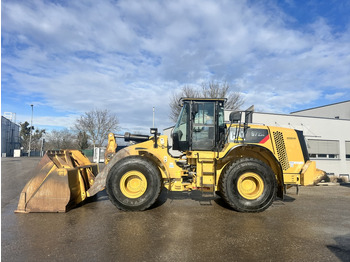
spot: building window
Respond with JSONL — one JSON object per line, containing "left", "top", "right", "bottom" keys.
{"left": 346, "top": 141, "right": 350, "bottom": 160}
{"left": 328, "top": 154, "right": 339, "bottom": 159}
{"left": 307, "top": 139, "right": 340, "bottom": 159}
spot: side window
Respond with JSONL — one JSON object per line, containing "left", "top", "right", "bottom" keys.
{"left": 229, "top": 127, "right": 245, "bottom": 142}
{"left": 218, "top": 109, "right": 224, "bottom": 128}
{"left": 173, "top": 103, "right": 189, "bottom": 142}
{"left": 194, "top": 103, "right": 214, "bottom": 125}
{"left": 192, "top": 102, "right": 215, "bottom": 150}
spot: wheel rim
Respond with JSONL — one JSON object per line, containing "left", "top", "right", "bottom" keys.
{"left": 237, "top": 172, "right": 264, "bottom": 200}
{"left": 120, "top": 171, "right": 147, "bottom": 198}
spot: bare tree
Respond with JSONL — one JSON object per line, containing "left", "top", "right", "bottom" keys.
{"left": 169, "top": 81, "right": 244, "bottom": 122}
{"left": 77, "top": 131, "right": 90, "bottom": 150}
{"left": 169, "top": 85, "right": 200, "bottom": 122}
{"left": 44, "top": 129, "right": 78, "bottom": 150}
{"left": 75, "top": 109, "right": 119, "bottom": 147}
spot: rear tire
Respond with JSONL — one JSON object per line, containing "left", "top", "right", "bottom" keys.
{"left": 106, "top": 156, "right": 162, "bottom": 211}
{"left": 219, "top": 158, "right": 277, "bottom": 212}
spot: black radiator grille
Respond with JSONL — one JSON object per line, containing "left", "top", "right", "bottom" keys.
{"left": 273, "top": 131, "right": 290, "bottom": 171}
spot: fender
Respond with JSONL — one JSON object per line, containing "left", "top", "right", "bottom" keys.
{"left": 87, "top": 147, "right": 172, "bottom": 197}
{"left": 87, "top": 148, "right": 131, "bottom": 197}
{"left": 220, "top": 144, "right": 284, "bottom": 198}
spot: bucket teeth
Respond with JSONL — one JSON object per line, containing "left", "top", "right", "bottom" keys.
{"left": 15, "top": 150, "right": 98, "bottom": 213}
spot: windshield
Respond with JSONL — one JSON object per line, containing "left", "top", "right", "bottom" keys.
{"left": 173, "top": 102, "right": 189, "bottom": 142}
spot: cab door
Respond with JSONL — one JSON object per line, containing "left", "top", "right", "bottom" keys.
{"left": 191, "top": 101, "right": 216, "bottom": 151}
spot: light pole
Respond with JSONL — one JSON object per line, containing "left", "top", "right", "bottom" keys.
{"left": 28, "top": 104, "right": 34, "bottom": 157}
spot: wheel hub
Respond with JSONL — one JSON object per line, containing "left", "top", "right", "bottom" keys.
{"left": 120, "top": 171, "right": 147, "bottom": 198}
{"left": 237, "top": 172, "right": 264, "bottom": 200}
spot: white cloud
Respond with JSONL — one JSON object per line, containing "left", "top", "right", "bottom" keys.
{"left": 325, "top": 92, "right": 346, "bottom": 101}
{"left": 2, "top": 0, "right": 350, "bottom": 133}
{"left": 16, "top": 114, "right": 80, "bottom": 129}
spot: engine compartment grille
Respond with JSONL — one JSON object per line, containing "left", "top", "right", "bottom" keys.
{"left": 273, "top": 131, "right": 290, "bottom": 171}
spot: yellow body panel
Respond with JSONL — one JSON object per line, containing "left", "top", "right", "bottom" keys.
{"left": 123, "top": 136, "right": 185, "bottom": 191}
{"left": 269, "top": 126, "right": 305, "bottom": 173}
{"left": 283, "top": 173, "right": 301, "bottom": 185}
{"left": 105, "top": 133, "right": 118, "bottom": 164}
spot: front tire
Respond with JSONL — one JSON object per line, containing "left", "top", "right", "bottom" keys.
{"left": 219, "top": 158, "right": 277, "bottom": 212}
{"left": 106, "top": 156, "right": 162, "bottom": 211}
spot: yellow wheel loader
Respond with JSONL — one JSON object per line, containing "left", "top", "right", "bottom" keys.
{"left": 16, "top": 98, "right": 326, "bottom": 213}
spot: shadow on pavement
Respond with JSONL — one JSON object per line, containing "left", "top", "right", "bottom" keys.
{"left": 152, "top": 189, "right": 297, "bottom": 211}
{"left": 327, "top": 234, "right": 350, "bottom": 262}
{"left": 151, "top": 189, "right": 219, "bottom": 210}
{"left": 80, "top": 187, "right": 297, "bottom": 211}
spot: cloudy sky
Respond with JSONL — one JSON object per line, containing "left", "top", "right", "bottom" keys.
{"left": 2, "top": 0, "right": 350, "bottom": 134}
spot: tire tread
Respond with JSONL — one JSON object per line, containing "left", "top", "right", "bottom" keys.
{"left": 219, "top": 158, "right": 276, "bottom": 212}
{"left": 106, "top": 156, "right": 162, "bottom": 211}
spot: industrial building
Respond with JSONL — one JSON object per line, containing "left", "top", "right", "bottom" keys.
{"left": 1, "top": 114, "right": 21, "bottom": 157}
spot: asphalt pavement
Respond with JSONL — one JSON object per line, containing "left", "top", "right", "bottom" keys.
{"left": 2, "top": 157, "right": 350, "bottom": 261}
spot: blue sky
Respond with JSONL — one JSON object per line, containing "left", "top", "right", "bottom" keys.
{"left": 2, "top": 0, "right": 350, "bottom": 134}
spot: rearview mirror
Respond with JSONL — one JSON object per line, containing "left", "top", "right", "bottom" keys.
{"left": 229, "top": 111, "right": 242, "bottom": 123}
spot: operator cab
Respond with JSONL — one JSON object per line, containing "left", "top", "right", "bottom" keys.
{"left": 172, "top": 98, "right": 226, "bottom": 151}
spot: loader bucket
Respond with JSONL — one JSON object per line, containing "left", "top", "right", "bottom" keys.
{"left": 301, "top": 160, "right": 327, "bottom": 186}
{"left": 15, "top": 150, "right": 98, "bottom": 213}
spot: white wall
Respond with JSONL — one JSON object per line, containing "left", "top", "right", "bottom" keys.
{"left": 291, "top": 100, "right": 350, "bottom": 119}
